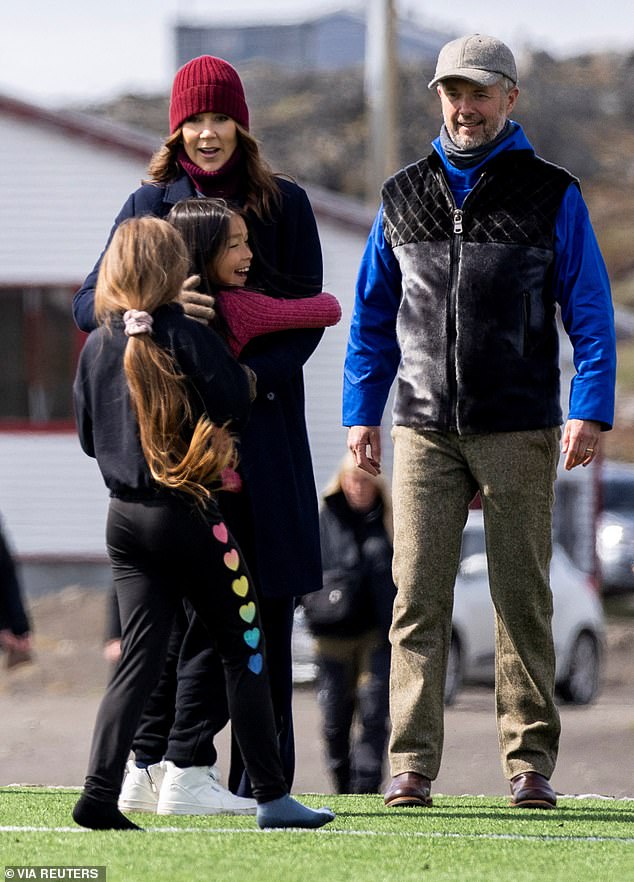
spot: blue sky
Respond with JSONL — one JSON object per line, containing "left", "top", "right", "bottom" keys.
{"left": 2, "top": 0, "right": 633, "bottom": 105}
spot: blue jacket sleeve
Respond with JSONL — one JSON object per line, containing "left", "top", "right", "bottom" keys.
{"left": 72, "top": 191, "right": 139, "bottom": 332}
{"left": 342, "top": 207, "right": 402, "bottom": 426}
{"left": 553, "top": 185, "right": 616, "bottom": 429}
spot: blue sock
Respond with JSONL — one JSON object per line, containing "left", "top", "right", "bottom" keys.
{"left": 256, "top": 795, "right": 335, "bottom": 829}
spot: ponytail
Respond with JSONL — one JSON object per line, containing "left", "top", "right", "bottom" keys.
{"left": 95, "top": 217, "right": 237, "bottom": 505}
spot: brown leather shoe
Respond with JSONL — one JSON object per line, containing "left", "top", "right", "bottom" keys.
{"left": 384, "top": 772, "right": 432, "bottom": 807}
{"left": 510, "top": 772, "right": 557, "bottom": 809}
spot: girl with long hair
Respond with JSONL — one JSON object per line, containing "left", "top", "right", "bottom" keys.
{"left": 72, "top": 217, "right": 334, "bottom": 832}
{"left": 167, "top": 197, "right": 340, "bottom": 357}
{"left": 73, "top": 55, "right": 328, "bottom": 815}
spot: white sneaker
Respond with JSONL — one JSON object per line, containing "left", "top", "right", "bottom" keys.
{"left": 156, "top": 761, "right": 257, "bottom": 815}
{"left": 118, "top": 760, "right": 166, "bottom": 813}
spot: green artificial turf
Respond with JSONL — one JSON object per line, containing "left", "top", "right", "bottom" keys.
{"left": 1, "top": 788, "right": 632, "bottom": 882}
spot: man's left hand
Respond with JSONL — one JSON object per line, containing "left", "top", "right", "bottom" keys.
{"left": 561, "top": 418, "right": 602, "bottom": 470}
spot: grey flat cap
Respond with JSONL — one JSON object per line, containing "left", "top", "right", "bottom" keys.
{"left": 428, "top": 34, "right": 517, "bottom": 89}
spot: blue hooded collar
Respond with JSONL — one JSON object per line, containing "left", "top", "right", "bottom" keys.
{"left": 432, "top": 121, "right": 534, "bottom": 206}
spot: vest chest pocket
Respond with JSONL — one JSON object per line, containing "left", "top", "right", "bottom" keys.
{"left": 522, "top": 292, "right": 530, "bottom": 356}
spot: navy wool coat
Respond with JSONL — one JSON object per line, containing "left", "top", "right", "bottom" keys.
{"left": 73, "top": 173, "right": 325, "bottom": 599}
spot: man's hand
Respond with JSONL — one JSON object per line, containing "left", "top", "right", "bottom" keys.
{"left": 561, "top": 418, "right": 601, "bottom": 470}
{"left": 103, "top": 638, "right": 122, "bottom": 665}
{"left": 178, "top": 275, "right": 215, "bottom": 325}
{"left": 347, "top": 425, "right": 382, "bottom": 475}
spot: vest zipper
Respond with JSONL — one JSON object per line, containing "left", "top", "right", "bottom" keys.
{"left": 447, "top": 214, "right": 462, "bottom": 431}
{"left": 435, "top": 170, "right": 487, "bottom": 433}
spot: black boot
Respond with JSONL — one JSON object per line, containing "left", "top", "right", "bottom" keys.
{"left": 72, "top": 793, "right": 142, "bottom": 831}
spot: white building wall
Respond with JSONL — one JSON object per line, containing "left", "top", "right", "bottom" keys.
{"left": 0, "top": 114, "right": 153, "bottom": 284}
{"left": 0, "top": 432, "right": 107, "bottom": 557}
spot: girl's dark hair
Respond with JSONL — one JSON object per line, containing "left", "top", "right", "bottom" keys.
{"left": 167, "top": 198, "right": 234, "bottom": 290}
{"left": 147, "top": 124, "right": 281, "bottom": 221}
{"left": 166, "top": 197, "right": 238, "bottom": 343}
{"left": 169, "top": 197, "right": 320, "bottom": 308}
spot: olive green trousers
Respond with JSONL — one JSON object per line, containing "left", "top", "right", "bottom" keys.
{"left": 389, "top": 425, "right": 561, "bottom": 782}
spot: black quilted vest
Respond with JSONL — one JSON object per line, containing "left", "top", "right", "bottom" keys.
{"left": 382, "top": 149, "right": 578, "bottom": 434}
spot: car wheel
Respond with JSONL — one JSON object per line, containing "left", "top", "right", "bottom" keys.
{"left": 444, "top": 634, "right": 462, "bottom": 706}
{"left": 557, "top": 631, "right": 601, "bottom": 705}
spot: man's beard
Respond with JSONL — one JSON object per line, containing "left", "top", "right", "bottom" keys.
{"left": 449, "top": 114, "right": 507, "bottom": 149}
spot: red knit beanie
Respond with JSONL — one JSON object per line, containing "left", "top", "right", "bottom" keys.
{"left": 169, "top": 56, "right": 249, "bottom": 133}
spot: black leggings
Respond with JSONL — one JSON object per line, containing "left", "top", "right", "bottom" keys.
{"left": 131, "top": 490, "right": 296, "bottom": 794}
{"left": 83, "top": 495, "right": 287, "bottom": 805}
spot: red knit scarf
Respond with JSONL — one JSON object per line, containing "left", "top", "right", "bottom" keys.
{"left": 177, "top": 146, "right": 245, "bottom": 200}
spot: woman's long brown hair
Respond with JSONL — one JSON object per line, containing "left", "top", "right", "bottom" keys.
{"left": 146, "top": 124, "right": 281, "bottom": 221}
{"left": 94, "top": 217, "right": 236, "bottom": 505}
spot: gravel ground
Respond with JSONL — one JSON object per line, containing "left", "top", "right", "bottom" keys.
{"left": 1, "top": 587, "right": 632, "bottom": 798}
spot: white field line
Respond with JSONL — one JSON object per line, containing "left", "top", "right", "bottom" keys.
{"left": 4, "top": 786, "right": 634, "bottom": 800}
{"left": 1, "top": 826, "right": 633, "bottom": 844}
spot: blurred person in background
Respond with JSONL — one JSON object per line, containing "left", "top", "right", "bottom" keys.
{"left": 0, "top": 514, "right": 32, "bottom": 669}
{"left": 303, "top": 453, "right": 396, "bottom": 794}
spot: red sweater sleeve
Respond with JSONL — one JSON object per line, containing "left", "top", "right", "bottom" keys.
{"left": 215, "top": 288, "right": 341, "bottom": 356}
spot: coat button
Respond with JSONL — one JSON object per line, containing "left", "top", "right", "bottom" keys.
{"left": 266, "top": 392, "right": 275, "bottom": 400}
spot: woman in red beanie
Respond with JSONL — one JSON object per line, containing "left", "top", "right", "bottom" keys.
{"left": 73, "top": 56, "right": 327, "bottom": 816}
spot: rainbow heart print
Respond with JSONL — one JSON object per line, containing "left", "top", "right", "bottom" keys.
{"left": 212, "top": 519, "right": 262, "bottom": 675}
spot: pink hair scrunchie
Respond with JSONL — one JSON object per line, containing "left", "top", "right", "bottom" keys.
{"left": 123, "top": 309, "right": 154, "bottom": 337}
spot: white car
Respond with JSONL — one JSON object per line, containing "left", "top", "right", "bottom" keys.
{"left": 293, "top": 510, "right": 605, "bottom": 707}
{"left": 446, "top": 510, "right": 605, "bottom": 705}
{"left": 595, "top": 460, "right": 634, "bottom": 595}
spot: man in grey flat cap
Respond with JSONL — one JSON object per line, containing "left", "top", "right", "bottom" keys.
{"left": 343, "top": 35, "right": 615, "bottom": 809}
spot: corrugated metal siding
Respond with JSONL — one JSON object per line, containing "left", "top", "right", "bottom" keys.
{"left": 0, "top": 114, "right": 150, "bottom": 284}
